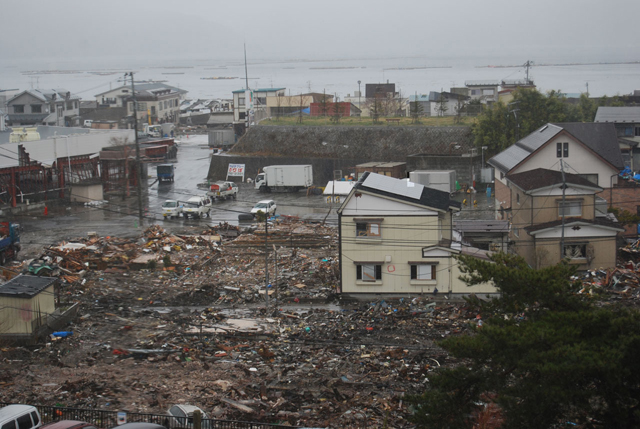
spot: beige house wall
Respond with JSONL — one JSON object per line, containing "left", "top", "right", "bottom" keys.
{"left": 511, "top": 133, "right": 618, "bottom": 188}
{"left": 341, "top": 215, "right": 497, "bottom": 295}
{"left": 266, "top": 95, "right": 314, "bottom": 108}
{"left": 534, "top": 237, "right": 617, "bottom": 270}
{"left": 0, "top": 285, "right": 55, "bottom": 335}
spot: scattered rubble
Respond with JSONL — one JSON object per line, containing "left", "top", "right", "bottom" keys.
{"left": 2, "top": 219, "right": 478, "bottom": 427}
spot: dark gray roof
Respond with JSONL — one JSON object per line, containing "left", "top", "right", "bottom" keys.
{"left": 352, "top": 171, "right": 461, "bottom": 212}
{"left": 7, "top": 113, "right": 48, "bottom": 122}
{"left": 488, "top": 122, "right": 623, "bottom": 173}
{"left": 554, "top": 122, "right": 624, "bottom": 169}
{"left": 594, "top": 106, "right": 640, "bottom": 123}
{"left": 454, "top": 220, "right": 509, "bottom": 233}
{"left": 507, "top": 168, "right": 602, "bottom": 192}
{"left": 0, "top": 275, "right": 56, "bottom": 298}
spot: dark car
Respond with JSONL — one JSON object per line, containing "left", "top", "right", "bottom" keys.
{"left": 41, "top": 421, "right": 99, "bottom": 429}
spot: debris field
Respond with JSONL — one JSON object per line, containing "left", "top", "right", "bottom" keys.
{"left": 0, "top": 219, "right": 480, "bottom": 428}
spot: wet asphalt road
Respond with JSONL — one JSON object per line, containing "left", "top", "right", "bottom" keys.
{"left": 14, "top": 134, "right": 493, "bottom": 257}
{"left": 15, "top": 135, "right": 337, "bottom": 257}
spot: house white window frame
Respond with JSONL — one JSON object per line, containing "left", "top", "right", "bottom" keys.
{"left": 355, "top": 262, "right": 383, "bottom": 285}
{"left": 409, "top": 261, "right": 438, "bottom": 286}
{"left": 563, "top": 242, "right": 587, "bottom": 261}
{"left": 557, "top": 142, "right": 569, "bottom": 158}
{"left": 558, "top": 199, "right": 582, "bottom": 217}
{"left": 354, "top": 218, "right": 383, "bottom": 240}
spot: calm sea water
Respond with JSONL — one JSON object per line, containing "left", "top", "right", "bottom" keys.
{"left": 2, "top": 55, "right": 638, "bottom": 101}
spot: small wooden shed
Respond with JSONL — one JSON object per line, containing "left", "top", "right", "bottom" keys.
{"left": 0, "top": 275, "right": 56, "bottom": 341}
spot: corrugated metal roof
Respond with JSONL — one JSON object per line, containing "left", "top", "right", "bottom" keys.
{"left": 465, "top": 80, "right": 500, "bottom": 86}
{"left": 488, "top": 144, "right": 531, "bottom": 172}
{"left": 0, "top": 275, "right": 56, "bottom": 298}
{"left": 594, "top": 106, "right": 640, "bottom": 123}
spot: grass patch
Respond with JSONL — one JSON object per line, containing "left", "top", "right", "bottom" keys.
{"left": 261, "top": 116, "right": 476, "bottom": 127}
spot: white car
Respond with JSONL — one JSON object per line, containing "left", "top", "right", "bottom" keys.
{"left": 167, "top": 404, "right": 210, "bottom": 429}
{"left": 251, "top": 199, "right": 277, "bottom": 217}
{"left": 182, "top": 196, "right": 212, "bottom": 219}
{"left": 162, "top": 200, "right": 182, "bottom": 218}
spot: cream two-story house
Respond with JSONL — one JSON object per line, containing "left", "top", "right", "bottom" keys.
{"left": 506, "top": 168, "right": 622, "bottom": 270}
{"left": 489, "top": 122, "right": 624, "bottom": 219}
{"left": 338, "top": 172, "right": 497, "bottom": 297}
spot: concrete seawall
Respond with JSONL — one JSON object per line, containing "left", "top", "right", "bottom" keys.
{"left": 208, "top": 125, "right": 484, "bottom": 185}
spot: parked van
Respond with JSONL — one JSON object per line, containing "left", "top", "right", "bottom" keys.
{"left": 0, "top": 405, "right": 42, "bottom": 429}
{"left": 182, "top": 196, "right": 212, "bottom": 219}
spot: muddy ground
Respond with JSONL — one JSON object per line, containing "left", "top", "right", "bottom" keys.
{"left": 0, "top": 219, "right": 481, "bottom": 428}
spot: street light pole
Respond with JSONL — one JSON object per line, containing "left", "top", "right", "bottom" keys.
{"left": 357, "top": 80, "right": 361, "bottom": 118}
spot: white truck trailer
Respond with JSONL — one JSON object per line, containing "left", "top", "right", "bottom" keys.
{"left": 409, "top": 170, "right": 457, "bottom": 194}
{"left": 255, "top": 165, "right": 313, "bottom": 192}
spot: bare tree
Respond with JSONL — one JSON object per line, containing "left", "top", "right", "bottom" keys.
{"left": 410, "top": 92, "right": 423, "bottom": 124}
{"left": 454, "top": 95, "right": 468, "bottom": 124}
{"left": 435, "top": 89, "right": 449, "bottom": 117}
{"left": 275, "top": 93, "right": 283, "bottom": 121}
{"left": 330, "top": 96, "right": 343, "bottom": 124}
{"left": 298, "top": 93, "right": 305, "bottom": 124}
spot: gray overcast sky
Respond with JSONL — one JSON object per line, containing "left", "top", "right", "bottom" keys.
{"left": 2, "top": 0, "right": 639, "bottom": 62}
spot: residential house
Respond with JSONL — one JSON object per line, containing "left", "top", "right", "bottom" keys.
{"left": 309, "top": 102, "right": 361, "bottom": 117}
{"left": 488, "top": 122, "right": 624, "bottom": 218}
{"left": 408, "top": 91, "right": 470, "bottom": 117}
{"left": 232, "top": 88, "right": 286, "bottom": 125}
{"left": 506, "top": 168, "right": 622, "bottom": 269}
{"left": 364, "top": 83, "right": 404, "bottom": 117}
{"left": 264, "top": 92, "right": 329, "bottom": 118}
{"left": 6, "top": 89, "right": 81, "bottom": 127}
{"left": 338, "top": 172, "right": 497, "bottom": 297}
{"left": 465, "top": 80, "right": 500, "bottom": 104}
{"left": 95, "top": 83, "right": 187, "bottom": 126}
{"left": 453, "top": 220, "right": 509, "bottom": 252}
{"left": 594, "top": 106, "right": 640, "bottom": 169}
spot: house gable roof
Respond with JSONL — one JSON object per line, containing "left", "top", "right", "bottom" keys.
{"left": 506, "top": 168, "right": 602, "bottom": 192}
{"left": 594, "top": 106, "right": 640, "bottom": 123}
{"left": 524, "top": 218, "right": 624, "bottom": 235}
{"left": 488, "top": 122, "right": 624, "bottom": 173}
{"left": 6, "top": 90, "right": 48, "bottom": 104}
{"left": 341, "top": 172, "right": 461, "bottom": 213}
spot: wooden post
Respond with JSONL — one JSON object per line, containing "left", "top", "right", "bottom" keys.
{"left": 192, "top": 410, "right": 201, "bottom": 429}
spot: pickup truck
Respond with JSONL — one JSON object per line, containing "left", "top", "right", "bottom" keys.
{"left": 0, "top": 222, "right": 21, "bottom": 265}
{"left": 208, "top": 181, "right": 238, "bottom": 200}
{"left": 162, "top": 200, "right": 183, "bottom": 218}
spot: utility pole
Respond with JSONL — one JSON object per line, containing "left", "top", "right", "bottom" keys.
{"left": 560, "top": 159, "right": 566, "bottom": 259}
{"left": 273, "top": 244, "right": 278, "bottom": 307}
{"left": 127, "top": 72, "right": 144, "bottom": 225}
{"left": 524, "top": 60, "right": 533, "bottom": 84}
{"left": 264, "top": 213, "right": 269, "bottom": 307}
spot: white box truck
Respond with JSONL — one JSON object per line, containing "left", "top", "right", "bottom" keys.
{"left": 409, "top": 170, "right": 457, "bottom": 194}
{"left": 255, "top": 165, "right": 313, "bottom": 192}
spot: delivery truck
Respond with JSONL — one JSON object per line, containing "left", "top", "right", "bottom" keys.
{"left": 254, "top": 165, "right": 313, "bottom": 192}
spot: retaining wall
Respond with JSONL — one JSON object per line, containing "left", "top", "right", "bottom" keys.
{"left": 209, "top": 125, "right": 480, "bottom": 184}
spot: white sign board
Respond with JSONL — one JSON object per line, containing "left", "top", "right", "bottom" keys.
{"left": 117, "top": 412, "right": 127, "bottom": 425}
{"left": 227, "top": 163, "right": 245, "bottom": 181}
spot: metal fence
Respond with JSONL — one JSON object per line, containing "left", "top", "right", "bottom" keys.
{"left": 0, "top": 403, "right": 298, "bottom": 429}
